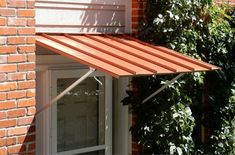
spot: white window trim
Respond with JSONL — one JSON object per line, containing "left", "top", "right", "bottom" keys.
{"left": 36, "top": 70, "right": 52, "bottom": 155}
{"left": 36, "top": 55, "right": 131, "bottom": 155}
{"left": 36, "top": 68, "right": 112, "bottom": 155}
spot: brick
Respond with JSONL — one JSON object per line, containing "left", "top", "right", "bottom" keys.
{"left": 8, "top": 72, "right": 26, "bottom": 81}
{"left": 0, "top": 138, "right": 6, "bottom": 147}
{"left": 132, "top": 29, "right": 139, "bottom": 34}
{"left": 18, "top": 98, "right": 35, "bottom": 107}
{"left": 26, "top": 89, "right": 35, "bottom": 97}
{"left": 0, "top": 27, "right": 16, "bottom": 35}
{"left": 7, "top": 109, "right": 26, "bottom": 118}
{"left": 18, "top": 135, "right": 35, "bottom": 144}
{"left": 0, "top": 46, "right": 17, "bottom": 54}
{"left": 0, "top": 0, "right": 7, "bottom": 7}
{"left": 17, "top": 27, "right": 35, "bottom": 35}
{"left": 0, "top": 64, "right": 17, "bottom": 73}
{"left": 132, "top": 0, "right": 147, "bottom": 2}
{"left": 132, "top": 23, "right": 139, "bottom": 29}
{"left": 7, "top": 0, "right": 26, "bottom": 8}
{"left": 27, "top": 54, "right": 35, "bottom": 62}
{"left": 27, "top": 107, "right": 35, "bottom": 115}
{"left": 27, "top": 1, "right": 35, "bottom": 9}
{"left": 18, "top": 45, "right": 35, "bottom": 53}
{"left": 8, "top": 36, "right": 26, "bottom": 45}
{"left": 0, "top": 8, "right": 15, "bottom": 16}
{"left": 131, "top": 0, "right": 147, "bottom": 39}
{"left": 0, "top": 55, "right": 7, "bottom": 63}
{"left": 132, "top": 9, "right": 142, "bottom": 14}
{"left": 0, "top": 147, "right": 6, "bottom": 155}
{"left": 26, "top": 36, "right": 35, "bottom": 44}
{"left": 7, "top": 144, "right": 26, "bottom": 154}
{"left": 7, "top": 127, "right": 27, "bottom": 136}
{"left": 7, "top": 90, "right": 26, "bottom": 99}
{"left": 18, "top": 116, "right": 34, "bottom": 126}
{"left": 132, "top": 17, "right": 140, "bottom": 22}
{"left": 0, "top": 130, "right": 5, "bottom": 138}
{"left": 0, "top": 119, "right": 16, "bottom": 128}
{"left": 0, "top": 92, "right": 6, "bottom": 101}
{"left": 0, "top": 82, "right": 17, "bottom": 91}
{"left": 132, "top": 2, "right": 142, "bottom": 9}
{"left": 132, "top": 150, "right": 139, "bottom": 155}
{"left": 6, "top": 137, "right": 16, "bottom": 146}
{"left": 0, "top": 111, "right": 6, "bottom": 120}
{"left": 0, "top": 37, "right": 6, "bottom": 45}
{"left": 0, "top": 101, "right": 16, "bottom": 110}
{"left": 9, "top": 55, "right": 26, "bottom": 63}
{"left": 27, "top": 18, "right": 35, "bottom": 26}
{"left": 18, "top": 63, "right": 35, "bottom": 71}
{"left": 0, "top": 17, "right": 6, "bottom": 25}
{"left": 8, "top": 54, "right": 26, "bottom": 63}
{"left": 217, "top": 0, "right": 235, "bottom": 4}
{"left": 27, "top": 71, "right": 35, "bottom": 80}
{"left": 7, "top": 18, "right": 27, "bottom": 26}
{"left": 0, "top": 73, "right": 6, "bottom": 82}
{"left": 18, "top": 81, "right": 35, "bottom": 89}
{"left": 17, "top": 9, "right": 35, "bottom": 17}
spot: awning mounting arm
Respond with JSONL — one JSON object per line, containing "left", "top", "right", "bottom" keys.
{"left": 142, "top": 73, "right": 185, "bottom": 104}
{"left": 36, "top": 68, "right": 96, "bottom": 115}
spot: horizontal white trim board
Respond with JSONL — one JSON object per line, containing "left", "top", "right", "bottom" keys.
{"left": 36, "top": 0, "right": 126, "bottom": 5}
{"left": 36, "top": 2, "right": 125, "bottom": 11}
{"left": 35, "top": 0, "right": 128, "bottom": 33}
{"left": 36, "top": 24, "right": 125, "bottom": 28}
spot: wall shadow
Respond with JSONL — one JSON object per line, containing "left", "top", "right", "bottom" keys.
{"left": 19, "top": 117, "right": 36, "bottom": 154}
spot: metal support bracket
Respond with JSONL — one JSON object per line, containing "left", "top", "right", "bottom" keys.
{"left": 142, "top": 73, "right": 185, "bottom": 104}
{"left": 36, "top": 68, "right": 96, "bottom": 115}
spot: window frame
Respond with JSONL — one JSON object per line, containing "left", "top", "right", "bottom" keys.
{"left": 37, "top": 69, "right": 112, "bottom": 155}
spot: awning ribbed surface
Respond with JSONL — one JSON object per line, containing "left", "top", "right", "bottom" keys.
{"left": 36, "top": 34, "right": 220, "bottom": 78}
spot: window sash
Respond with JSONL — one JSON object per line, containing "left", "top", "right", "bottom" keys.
{"left": 56, "top": 145, "right": 106, "bottom": 155}
{"left": 50, "top": 69, "right": 112, "bottom": 154}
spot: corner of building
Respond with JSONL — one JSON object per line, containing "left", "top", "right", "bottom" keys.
{"left": 0, "top": 0, "right": 36, "bottom": 154}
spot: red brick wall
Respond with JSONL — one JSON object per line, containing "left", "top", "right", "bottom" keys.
{"left": 0, "top": 0, "right": 36, "bottom": 154}
{"left": 132, "top": 0, "right": 147, "bottom": 35}
{"left": 131, "top": 1, "right": 147, "bottom": 154}
{"left": 217, "top": 0, "right": 235, "bottom": 5}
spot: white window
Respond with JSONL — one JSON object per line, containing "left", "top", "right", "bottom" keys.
{"left": 36, "top": 69, "right": 112, "bottom": 155}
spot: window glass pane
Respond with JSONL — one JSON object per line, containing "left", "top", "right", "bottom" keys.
{"left": 57, "top": 77, "right": 105, "bottom": 152}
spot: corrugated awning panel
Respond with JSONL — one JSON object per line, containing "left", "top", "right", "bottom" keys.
{"left": 36, "top": 34, "right": 220, "bottom": 78}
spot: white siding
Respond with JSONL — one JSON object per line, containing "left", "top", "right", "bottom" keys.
{"left": 35, "top": 0, "right": 131, "bottom": 33}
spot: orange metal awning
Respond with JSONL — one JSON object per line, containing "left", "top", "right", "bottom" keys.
{"left": 36, "top": 34, "right": 219, "bottom": 78}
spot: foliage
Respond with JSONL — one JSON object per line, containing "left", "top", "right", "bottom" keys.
{"left": 211, "top": 90, "right": 235, "bottom": 155}
{"left": 203, "top": 5, "right": 235, "bottom": 155}
{"left": 123, "top": 0, "right": 235, "bottom": 154}
{"left": 123, "top": 75, "right": 196, "bottom": 154}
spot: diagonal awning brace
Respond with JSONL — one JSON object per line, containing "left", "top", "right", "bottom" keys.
{"left": 142, "top": 73, "right": 185, "bottom": 104}
{"left": 36, "top": 68, "right": 96, "bottom": 115}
